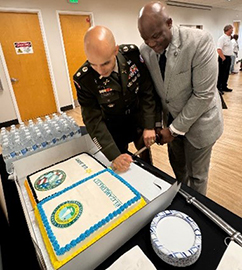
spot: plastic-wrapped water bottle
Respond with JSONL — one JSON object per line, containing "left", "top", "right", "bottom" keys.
{"left": 69, "top": 118, "right": 82, "bottom": 137}
{"left": 28, "top": 135, "right": 38, "bottom": 153}
{"left": 8, "top": 125, "right": 17, "bottom": 144}
{"left": 44, "top": 127, "right": 56, "bottom": 146}
{"left": 36, "top": 118, "right": 45, "bottom": 133}
{"left": 61, "top": 121, "right": 72, "bottom": 141}
{"left": 18, "top": 123, "right": 26, "bottom": 139}
{"left": 53, "top": 123, "right": 63, "bottom": 144}
{"left": 2, "top": 138, "right": 15, "bottom": 173}
{"left": 0, "top": 133, "right": 8, "bottom": 146}
{"left": 27, "top": 120, "right": 35, "bottom": 137}
{"left": 52, "top": 113, "right": 59, "bottom": 122}
{"left": 14, "top": 134, "right": 28, "bottom": 158}
{"left": 45, "top": 117, "right": 56, "bottom": 132}
{"left": 0, "top": 127, "right": 9, "bottom": 145}
{"left": 60, "top": 112, "right": 68, "bottom": 120}
{"left": 34, "top": 130, "right": 47, "bottom": 149}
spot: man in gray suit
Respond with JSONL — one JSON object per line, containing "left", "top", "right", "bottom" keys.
{"left": 138, "top": 1, "right": 223, "bottom": 195}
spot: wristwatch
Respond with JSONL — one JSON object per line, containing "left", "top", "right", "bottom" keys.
{"left": 169, "top": 126, "right": 179, "bottom": 137}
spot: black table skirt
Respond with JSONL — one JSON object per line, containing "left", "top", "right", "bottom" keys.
{"left": 96, "top": 161, "right": 242, "bottom": 270}
{"left": 1, "top": 151, "right": 242, "bottom": 270}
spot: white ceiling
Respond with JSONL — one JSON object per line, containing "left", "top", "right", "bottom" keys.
{"left": 167, "top": 0, "right": 242, "bottom": 12}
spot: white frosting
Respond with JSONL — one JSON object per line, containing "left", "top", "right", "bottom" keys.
{"left": 40, "top": 170, "right": 140, "bottom": 261}
{"left": 29, "top": 153, "right": 104, "bottom": 201}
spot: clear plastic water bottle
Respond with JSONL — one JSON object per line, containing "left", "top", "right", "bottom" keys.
{"left": 52, "top": 113, "right": 59, "bottom": 121}
{"left": 0, "top": 127, "right": 9, "bottom": 145}
{"left": 8, "top": 125, "right": 16, "bottom": 144}
{"left": 18, "top": 123, "right": 26, "bottom": 139}
{"left": 0, "top": 133, "right": 8, "bottom": 146}
{"left": 35, "top": 130, "right": 48, "bottom": 149}
{"left": 62, "top": 121, "right": 72, "bottom": 141}
{"left": 46, "top": 126, "right": 59, "bottom": 146}
{"left": 36, "top": 118, "right": 45, "bottom": 133}
{"left": 69, "top": 118, "right": 82, "bottom": 138}
{"left": 27, "top": 120, "right": 35, "bottom": 137}
{"left": 24, "top": 134, "right": 38, "bottom": 153}
{"left": 53, "top": 123, "right": 63, "bottom": 144}
{"left": 60, "top": 112, "right": 68, "bottom": 120}
{"left": 2, "top": 138, "right": 14, "bottom": 173}
{"left": 45, "top": 117, "right": 56, "bottom": 133}
{"left": 14, "top": 134, "right": 28, "bottom": 158}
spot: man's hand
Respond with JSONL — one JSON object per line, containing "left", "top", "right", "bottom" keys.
{"left": 143, "top": 129, "right": 156, "bottom": 148}
{"left": 157, "top": 127, "right": 174, "bottom": 145}
{"left": 217, "top": 49, "right": 226, "bottom": 61}
{"left": 112, "top": 154, "right": 133, "bottom": 172}
{"left": 155, "top": 127, "right": 162, "bottom": 144}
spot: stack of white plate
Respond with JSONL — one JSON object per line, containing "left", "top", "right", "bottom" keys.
{"left": 150, "top": 210, "right": 202, "bottom": 267}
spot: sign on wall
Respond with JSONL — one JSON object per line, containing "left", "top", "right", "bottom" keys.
{"left": 14, "top": 41, "right": 33, "bottom": 54}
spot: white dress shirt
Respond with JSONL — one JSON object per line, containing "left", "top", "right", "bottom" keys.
{"left": 217, "top": 34, "right": 233, "bottom": 56}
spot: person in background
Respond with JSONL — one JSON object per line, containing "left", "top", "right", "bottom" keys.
{"left": 138, "top": 1, "right": 223, "bottom": 195}
{"left": 217, "top": 25, "right": 234, "bottom": 94}
{"left": 230, "top": 34, "right": 239, "bottom": 74}
{"left": 73, "top": 26, "right": 157, "bottom": 172}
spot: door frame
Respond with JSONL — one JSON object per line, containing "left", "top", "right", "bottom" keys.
{"left": 0, "top": 43, "right": 22, "bottom": 123}
{"left": 56, "top": 10, "right": 94, "bottom": 107}
{"left": 0, "top": 7, "right": 60, "bottom": 121}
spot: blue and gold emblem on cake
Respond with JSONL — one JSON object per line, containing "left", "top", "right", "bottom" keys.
{"left": 51, "top": 201, "right": 83, "bottom": 228}
{"left": 34, "top": 170, "right": 66, "bottom": 191}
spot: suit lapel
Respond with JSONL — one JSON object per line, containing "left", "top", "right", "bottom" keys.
{"left": 149, "top": 49, "right": 164, "bottom": 98}
{"left": 164, "top": 26, "right": 181, "bottom": 92}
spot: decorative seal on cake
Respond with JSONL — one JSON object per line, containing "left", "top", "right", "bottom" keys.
{"left": 150, "top": 210, "right": 202, "bottom": 267}
{"left": 34, "top": 170, "right": 66, "bottom": 191}
{"left": 51, "top": 200, "right": 83, "bottom": 228}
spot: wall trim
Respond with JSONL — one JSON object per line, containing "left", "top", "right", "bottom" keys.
{"left": 0, "top": 119, "right": 19, "bottom": 128}
{"left": 60, "top": 105, "right": 73, "bottom": 112}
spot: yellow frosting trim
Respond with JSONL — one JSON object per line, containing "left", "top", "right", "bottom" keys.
{"left": 35, "top": 198, "right": 146, "bottom": 269}
{"left": 24, "top": 180, "right": 37, "bottom": 208}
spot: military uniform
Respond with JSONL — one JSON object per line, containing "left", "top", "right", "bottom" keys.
{"left": 73, "top": 44, "right": 157, "bottom": 162}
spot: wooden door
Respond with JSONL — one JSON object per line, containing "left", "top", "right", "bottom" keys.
{"left": 59, "top": 14, "right": 91, "bottom": 101}
{"left": 233, "top": 21, "right": 240, "bottom": 35}
{"left": 0, "top": 12, "right": 57, "bottom": 121}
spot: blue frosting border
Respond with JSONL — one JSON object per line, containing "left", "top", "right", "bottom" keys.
{"left": 38, "top": 168, "right": 141, "bottom": 256}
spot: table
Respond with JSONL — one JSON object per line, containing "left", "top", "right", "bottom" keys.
{"left": 1, "top": 154, "right": 242, "bottom": 270}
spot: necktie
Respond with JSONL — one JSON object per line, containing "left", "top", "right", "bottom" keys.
{"left": 111, "top": 71, "right": 120, "bottom": 83}
{"left": 159, "top": 50, "right": 167, "bottom": 80}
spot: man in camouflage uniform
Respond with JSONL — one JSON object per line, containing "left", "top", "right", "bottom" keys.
{"left": 73, "top": 26, "right": 158, "bottom": 172}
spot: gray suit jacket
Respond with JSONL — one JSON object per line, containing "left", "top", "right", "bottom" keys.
{"left": 140, "top": 25, "right": 223, "bottom": 148}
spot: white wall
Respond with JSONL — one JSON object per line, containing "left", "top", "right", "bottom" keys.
{"left": 0, "top": 0, "right": 241, "bottom": 123}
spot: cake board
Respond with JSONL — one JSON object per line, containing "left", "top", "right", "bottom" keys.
{"left": 11, "top": 134, "right": 180, "bottom": 270}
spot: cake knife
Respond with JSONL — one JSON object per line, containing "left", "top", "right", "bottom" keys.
{"left": 133, "top": 134, "right": 160, "bottom": 157}
{"left": 133, "top": 145, "right": 148, "bottom": 157}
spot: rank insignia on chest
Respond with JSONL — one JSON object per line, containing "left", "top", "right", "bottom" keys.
{"left": 99, "top": 88, "right": 113, "bottom": 94}
{"left": 128, "top": 64, "right": 139, "bottom": 79}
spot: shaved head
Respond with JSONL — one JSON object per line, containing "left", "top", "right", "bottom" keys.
{"left": 84, "top": 26, "right": 118, "bottom": 77}
{"left": 138, "top": 1, "right": 172, "bottom": 53}
{"left": 84, "top": 26, "right": 116, "bottom": 57}
{"left": 138, "top": 1, "right": 169, "bottom": 26}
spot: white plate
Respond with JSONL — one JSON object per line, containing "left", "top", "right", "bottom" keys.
{"left": 150, "top": 210, "right": 202, "bottom": 267}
